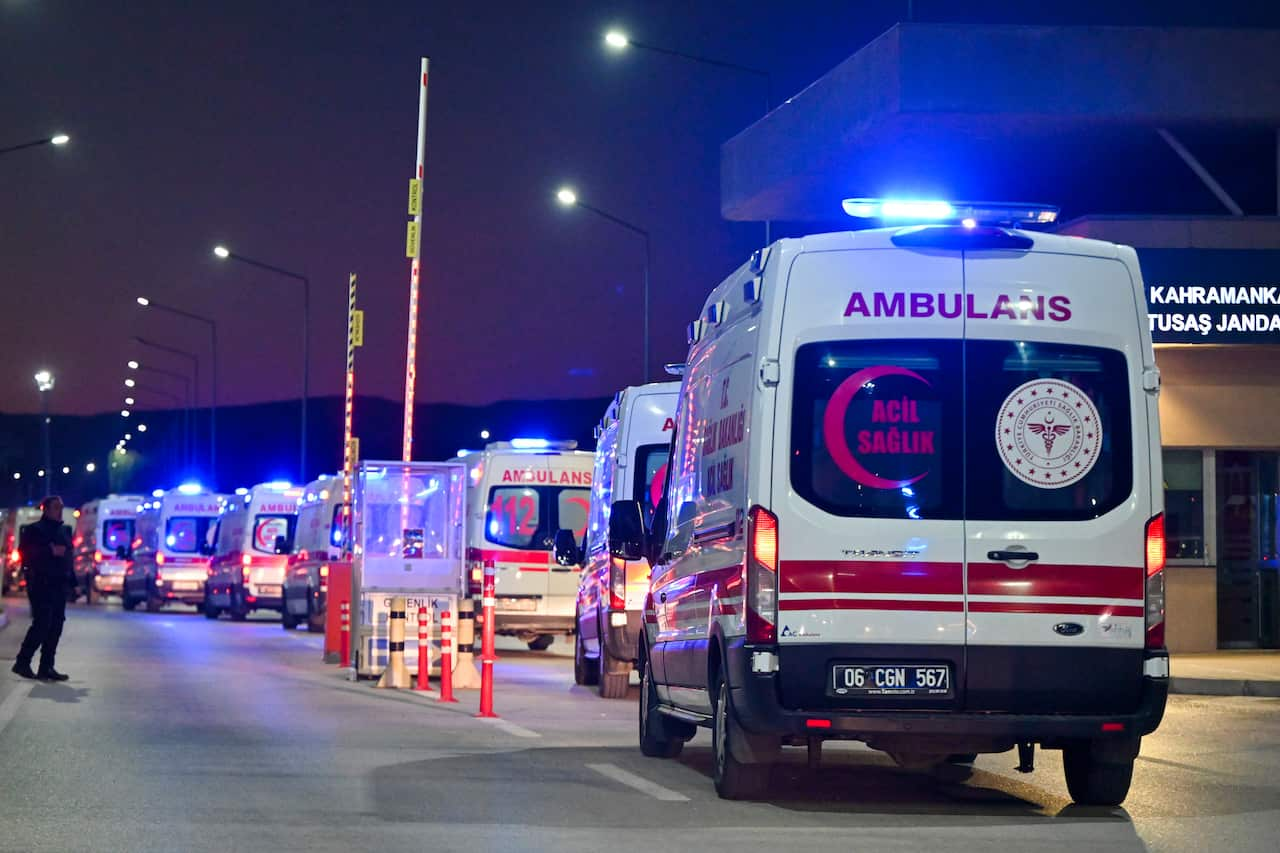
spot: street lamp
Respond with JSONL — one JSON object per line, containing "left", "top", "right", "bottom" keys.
{"left": 1, "top": 133, "right": 71, "bottom": 157}
{"left": 136, "top": 295, "right": 219, "bottom": 487}
{"left": 555, "top": 187, "right": 652, "bottom": 382}
{"left": 85, "top": 462, "right": 96, "bottom": 473}
{"left": 601, "top": 30, "right": 772, "bottom": 243}
{"left": 211, "top": 245, "right": 310, "bottom": 481}
{"left": 33, "top": 370, "right": 54, "bottom": 494}
{"left": 60, "top": 466, "right": 70, "bottom": 475}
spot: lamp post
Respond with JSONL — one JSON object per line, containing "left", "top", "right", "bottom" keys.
{"left": 555, "top": 188, "right": 652, "bottom": 383}
{"left": 131, "top": 341, "right": 199, "bottom": 469}
{"left": 136, "top": 297, "right": 218, "bottom": 486}
{"left": 33, "top": 370, "right": 54, "bottom": 495}
{"left": 212, "top": 245, "right": 310, "bottom": 482}
{"left": 1, "top": 134, "right": 70, "bottom": 157}
{"left": 603, "top": 30, "right": 772, "bottom": 243}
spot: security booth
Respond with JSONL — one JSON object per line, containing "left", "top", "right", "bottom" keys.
{"left": 349, "top": 460, "right": 467, "bottom": 678}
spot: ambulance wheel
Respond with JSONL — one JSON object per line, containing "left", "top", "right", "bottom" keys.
{"left": 145, "top": 595, "right": 163, "bottom": 613}
{"left": 202, "top": 596, "right": 220, "bottom": 619}
{"left": 121, "top": 595, "right": 138, "bottom": 612}
{"left": 527, "top": 634, "right": 554, "bottom": 652}
{"left": 229, "top": 590, "right": 248, "bottom": 622}
{"left": 574, "top": 621, "right": 597, "bottom": 686}
{"left": 596, "top": 631, "right": 629, "bottom": 699}
{"left": 281, "top": 606, "right": 299, "bottom": 630}
{"left": 1063, "top": 744, "right": 1134, "bottom": 806}
{"left": 638, "top": 651, "right": 683, "bottom": 759}
{"left": 712, "top": 677, "right": 770, "bottom": 800}
{"left": 305, "top": 595, "right": 325, "bottom": 633}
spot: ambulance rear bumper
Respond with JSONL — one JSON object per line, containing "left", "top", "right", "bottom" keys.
{"left": 726, "top": 642, "right": 1169, "bottom": 744}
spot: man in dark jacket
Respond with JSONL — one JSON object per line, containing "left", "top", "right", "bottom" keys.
{"left": 11, "top": 496, "right": 75, "bottom": 681}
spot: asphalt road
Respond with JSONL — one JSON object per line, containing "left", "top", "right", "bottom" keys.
{"left": 1, "top": 597, "right": 1277, "bottom": 853}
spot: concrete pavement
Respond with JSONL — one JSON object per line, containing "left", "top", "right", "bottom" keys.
{"left": 1, "top": 595, "right": 1278, "bottom": 853}
{"left": 1170, "top": 651, "right": 1280, "bottom": 698}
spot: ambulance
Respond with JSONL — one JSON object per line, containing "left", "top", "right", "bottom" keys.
{"left": 555, "top": 382, "right": 679, "bottom": 698}
{"left": 205, "top": 481, "right": 301, "bottom": 620}
{"left": 624, "top": 201, "right": 1169, "bottom": 805}
{"left": 454, "top": 440, "right": 594, "bottom": 650}
{"left": 81, "top": 495, "right": 144, "bottom": 600}
{"left": 123, "top": 485, "right": 222, "bottom": 612}
{"left": 3, "top": 506, "right": 41, "bottom": 595}
{"left": 282, "top": 475, "right": 346, "bottom": 632}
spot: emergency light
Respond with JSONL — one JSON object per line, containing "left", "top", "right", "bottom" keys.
{"left": 841, "top": 198, "right": 1059, "bottom": 226}
{"left": 178, "top": 483, "right": 203, "bottom": 495}
{"left": 510, "top": 438, "right": 551, "bottom": 449}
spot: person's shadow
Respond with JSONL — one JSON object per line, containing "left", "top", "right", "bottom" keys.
{"left": 28, "top": 683, "right": 90, "bottom": 704}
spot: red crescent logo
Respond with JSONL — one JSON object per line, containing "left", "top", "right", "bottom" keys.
{"left": 822, "top": 365, "right": 932, "bottom": 490}
{"left": 650, "top": 462, "right": 668, "bottom": 510}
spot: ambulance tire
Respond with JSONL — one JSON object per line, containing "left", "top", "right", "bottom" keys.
{"left": 203, "top": 595, "right": 220, "bottom": 619}
{"left": 638, "top": 651, "right": 684, "bottom": 759}
{"left": 281, "top": 607, "right": 299, "bottom": 630}
{"left": 527, "top": 634, "right": 555, "bottom": 652}
{"left": 305, "top": 596, "right": 324, "bottom": 634}
{"left": 712, "top": 677, "right": 770, "bottom": 800}
{"left": 145, "top": 594, "right": 163, "bottom": 613}
{"left": 1063, "top": 744, "right": 1134, "bottom": 806}
{"left": 574, "top": 619, "right": 597, "bottom": 686}
{"left": 229, "top": 590, "right": 249, "bottom": 622}
{"left": 121, "top": 594, "right": 138, "bottom": 612}
{"left": 597, "top": 656, "right": 629, "bottom": 699}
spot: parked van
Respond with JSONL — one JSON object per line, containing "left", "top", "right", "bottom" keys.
{"left": 205, "top": 482, "right": 301, "bottom": 620}
{"left": 3, "top": 506, "right": 41, "bottom": 594}
{"left": 282, "top": 475, "right": 346, "bottom": 632}
{"left": 123, "top": 486, "right": 222, "bottom": 612}
{"left": 625, "top": 207, "right": 1169, "bottom": 805}
{"left": 81, "top": 495, "right": 144, "bottom": 600}
{"left": 72, "top": 502, "right": 98, "bottom": 599}
{"left": 454, "top": 440, "right": 594, "bottom": 650}
{"left": 555, "top": 383, "right": 679, "bottom": 697}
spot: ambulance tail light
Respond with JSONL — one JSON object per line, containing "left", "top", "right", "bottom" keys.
{"left": 469, "top": 564, "right": 483, "bottom": 596}
{"left": 745, "top": 506, "right": 778, "bottom": 644}
{"left": 94, "top": 550, "right": 103, "bottom": 564}
{"left": 155, "top": 570, "right": 163, "bottom": 583}
{"left": 1145, "top": 513, "right": 1166, "bottom": 650}
{"left": 9, "top": 548, "right": 21, "bottom": 565}
{"left": 242, "top": 565, "right": 252, "bottom": 581}
{"left": 608, "top": 556, "right": 626, "bottom": 612}
{"left": 156, "top": 552, "right": 166, "bottom": 566}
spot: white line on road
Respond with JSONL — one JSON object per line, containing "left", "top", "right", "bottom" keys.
{"left": 477, "top": 716, "right": 541, "bottom": 739}
{"left": 0, "top": 681, "right": 34, "bottom": 740}
{"left": 586, "top": 762, "right": 690, "bottom": 802}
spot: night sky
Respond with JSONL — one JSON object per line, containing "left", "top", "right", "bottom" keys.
{"left": 4, "top": 0, "right": 1279, "bottom": 419}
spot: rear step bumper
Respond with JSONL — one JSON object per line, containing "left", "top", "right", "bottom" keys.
{"left": 727, "top": 641, "right": 1169, "bottom": 743}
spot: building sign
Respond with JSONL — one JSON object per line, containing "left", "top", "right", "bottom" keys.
{"left": 1140, "top": 249, "right": 1280, "bottom": 343}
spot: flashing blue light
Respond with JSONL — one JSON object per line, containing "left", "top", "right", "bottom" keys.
{"left": 234, "top": 487, "right": 249, "bottom": 496}
{"left": 151, "top": 489, "right": 165, "bottom": 498}
{"left": 178, "top": 482, "right": 203, "bottom": 495}
{"left": 166, "top": 535, "right": 176, "bottom": 547}
{"left": 489, "top": 519, "right": 501, "bottom": 536}
{"left": 843, "top": 198, "right": 954, "bottom": 220}
{"left": 510, "top": 438, "right": 550, "bottom": 449}
{"left": 331, "top": 527, "right": 345, "bottom": 547}
{"left": 265, "top": 480, "right": 292, "bottom": 490}
{"left": 901, "top": 486, "right": 915, "bottom": 498}
{"left": 456, "top": 448, "right": 471, "bottom": 458}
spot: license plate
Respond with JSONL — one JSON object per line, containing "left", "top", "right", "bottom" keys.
{"left": 173, "top": 582, "right": 200, "bottom": 591}
{"left": 497, "top": 597, "right": 538, "bottom": 612}
{"left": 256, "top": 585, "right": 282, "bottom": 597}
{"left": 830, "top": 663, "right": 952, "bottom": 698}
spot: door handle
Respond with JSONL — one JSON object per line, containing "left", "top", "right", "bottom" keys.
{"left": 987, "top": 550, "right": 1039, "bottom": 563}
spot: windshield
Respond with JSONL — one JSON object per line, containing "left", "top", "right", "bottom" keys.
{"left": 251, "top": 514, "right": 296, "bottom": 554}
{"left": 164, "top": 516, "right": 217, "bottom": 554}
{"left": 102, "top": 519, "right": 135, "bottom": 553}
{"left": 486, "top": 486, "right": 590, "bottom": 550}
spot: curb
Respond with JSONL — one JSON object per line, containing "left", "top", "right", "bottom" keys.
{"left": 1170, "top": 676, "right": 1280, "bottom": 698}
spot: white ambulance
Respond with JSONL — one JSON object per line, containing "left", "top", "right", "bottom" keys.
{"left": 123, "top": 485, "right": 222, "bottom": 612}
{"left": 624, "top": 201, "right": 1169, "bottom": 805}
{"left": 282, "top": 474, "right": 346, "bottom": 632}
{"left": 454, "top": 440, "right": 594, "bottom": 650}
{"left": 87, "top": 495, "right": 145, "bottom": 599}
{"left": 205, "top": 481, "right": 301, "bottom": 620}
{"left": 555, "top": 382, "right": 679, "bottom": 697}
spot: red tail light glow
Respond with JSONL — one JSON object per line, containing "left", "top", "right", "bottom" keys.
{"left": 608, "top": 556, "right": 626, "bottom": 611}
{"left": 93, "top": 550, "right": 103, "bottom": 564}
{"left": 745, "top": 506, "right": 779, "bottom": 644}
{"left": 156, "top": 552, "right": 166, "bottom": 566}
{"left": 468, "top": 564, "right": 482, "bottom": 596}
{"left": 1145, "top": 513, "right": 1166, "bottom": 649}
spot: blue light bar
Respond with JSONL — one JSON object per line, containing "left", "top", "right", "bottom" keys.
{"left": 510, "top": 438, "right": 550, "bottom": 449}
{"left": 265, "top": 480, "right": 292, "bottom": 489}
{"left": 234, "top": 487, "right": 249, "bottom": 496}
{"left": 842, "top": 197, "right": 1058, "bottom": 226}
{"left": 151, "top": 488, "right": 165, "bottom": 498}
{"left": 177, "top": 483, "right": 203, "bottom": 495}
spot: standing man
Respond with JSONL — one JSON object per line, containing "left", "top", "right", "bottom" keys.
{"left": 11, "top": 496, "right": 74, "bottom": 681}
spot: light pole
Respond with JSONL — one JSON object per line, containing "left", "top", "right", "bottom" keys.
{"left": 213, "top": 245, "right": 310, "bottom": 482}
{"left": 1, "top": 133, "right": 70, "bottom": 157}
{"left": 33, "top": 370, "right": 54, "bottom": 495}
{"left": 556, "top": 188, "right": 652, "bottom": 383}
{"left": 136, "top": 297, "right": 218, "bottom": 486}
{"left": 133, "top": 337, "right": 200, "bottom": 471}
{"left": 603, "top": 30, "right": 772, "bottom": 244}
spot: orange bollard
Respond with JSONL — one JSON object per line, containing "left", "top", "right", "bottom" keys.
{"left": 339, "top": 601, "right": 351, "bottom": 668}
{"left": 438, "top": 599, "right": 457, "bottom": 703}
{"left": 415, "top": 605, "right": 431, "bottom": 691}
{"left": 475, "top": 560, "right": 498, "bottom": 718}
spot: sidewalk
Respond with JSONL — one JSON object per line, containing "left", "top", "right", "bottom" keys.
{"left": 1171, "top": 650, "right": 1280, "bottom": 698}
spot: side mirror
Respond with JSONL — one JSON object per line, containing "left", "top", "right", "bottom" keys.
{"left": 115, "top": 545, "right": 129, "bottom": 560}
{"left": 552, "top": 528, "right": 582, "bottom": 567}
{"left": 273, "top": 535, "right": 292, "bottom": 555}
{"left": 607, "top": 500, "right": 646, "bottom": 561}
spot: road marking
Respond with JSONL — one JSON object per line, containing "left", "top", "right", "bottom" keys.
{"left": 477, "top": 716, "right": 541, "bottom": 739}
{"left": 586, "top": 762, "right": 690, "bottom": 802}
{"left": 0, "top": 682, "right": 34, "bottom": 739}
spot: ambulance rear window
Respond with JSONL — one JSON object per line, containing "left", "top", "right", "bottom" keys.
{"left": 103, "top": 519, "right": 135, "bottom": 552}
{"left": 791, "top": 340, "right": 963, "bottom": 519}
{"left": 634, "top": 444, "right": 670, "bottom": 526}
{"left": 486, "top": 486, "right": 590, "bottom": 550}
